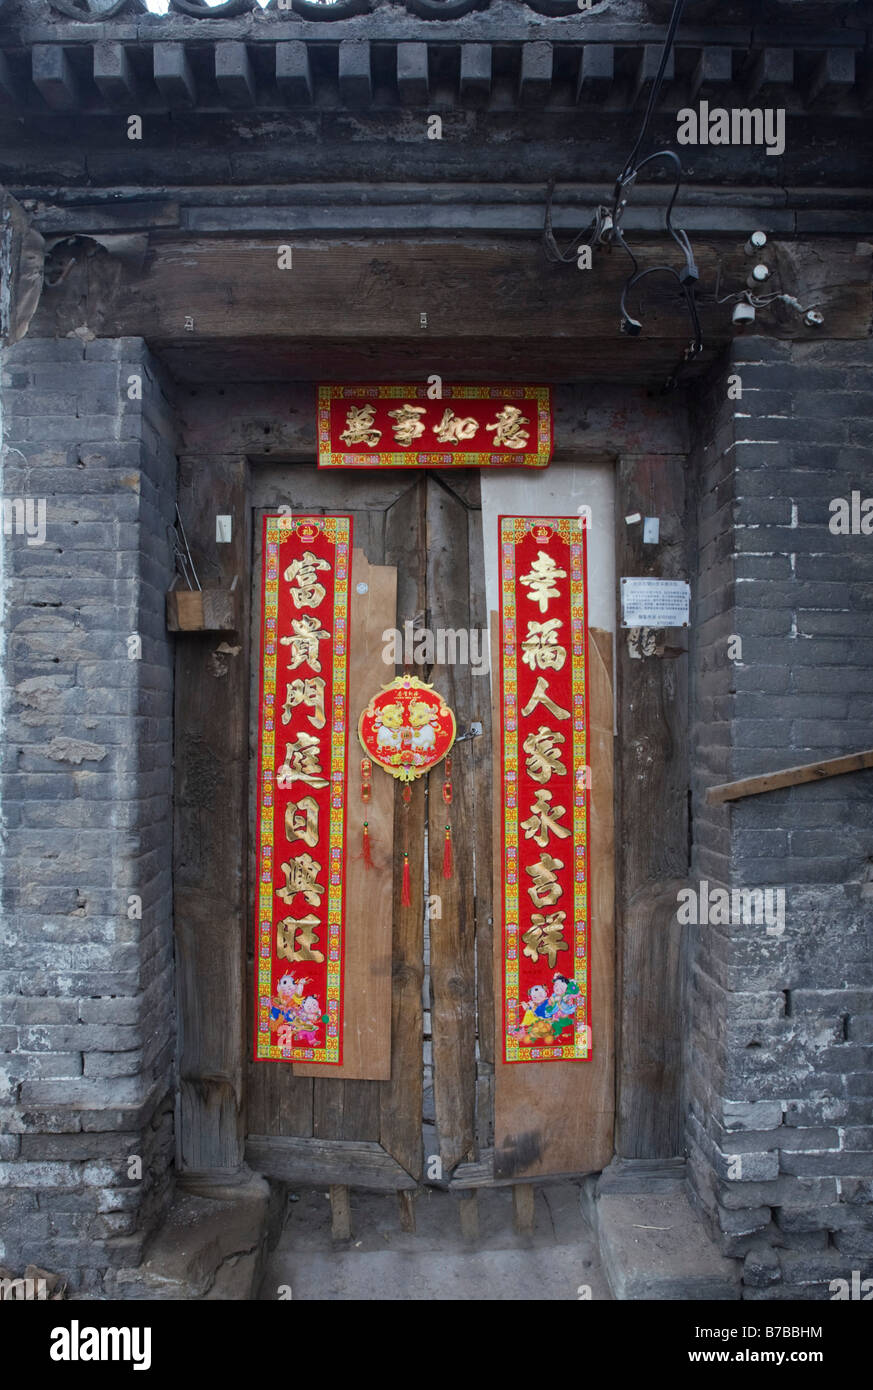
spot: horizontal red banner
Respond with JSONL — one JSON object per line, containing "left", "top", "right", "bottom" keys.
{"left": 318, "top": 384, "right": 552, "bottom": 469}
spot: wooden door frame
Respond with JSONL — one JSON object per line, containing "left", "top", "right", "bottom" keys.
{"left": 171, "top": 441, "right": 682, "bottom": 1193}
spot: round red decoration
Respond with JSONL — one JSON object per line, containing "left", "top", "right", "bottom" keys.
{"left": 358, "top": 676, "right": 456, "bottom": 783}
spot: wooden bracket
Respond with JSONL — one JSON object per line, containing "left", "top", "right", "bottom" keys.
{"left": 707, "top": 748, "right": 873, "bottom": 805}
{"left": 166, "top": 588, "right": 240, "bottom": 633}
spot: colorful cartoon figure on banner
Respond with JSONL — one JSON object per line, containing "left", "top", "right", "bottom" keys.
{"left": 358, "top": 676, "right": 457, "bottom": 905}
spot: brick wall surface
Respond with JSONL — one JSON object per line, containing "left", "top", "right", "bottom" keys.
{"left": 0, "top": 336, "right": 177, "bottom": 1296}
{"left": 687, "top": 338, "right": 873, "bottom": 1300}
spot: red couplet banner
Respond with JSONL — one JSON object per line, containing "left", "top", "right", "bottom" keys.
{"left": 317, "top": 384, "right": 553, "bottom": 468}
{"left": 253, "top": 514, "right": 352, "bottom": 1066}
{"left": 498, "top": 516, "right": 592, "bottom": 1063}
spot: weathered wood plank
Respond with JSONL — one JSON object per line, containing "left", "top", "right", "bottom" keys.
{"left": 330, "top": 1185, "right": 352, "bottom": 1240}
{"left": 397, "top": 1189, "right": 417, "bottom": 1233}
{"left": 245, "top": 1136, "right": 417, "bottom": 1190}
{"left": 426, "top": 477, "right": 477, "bottom": 1174}
{"left": 513, "top": 1183, "right": 536, "bottom": 1235}
{"left": 174, "top": 454, "right": 250, "bottom": 1176}
{"left": 31, "top": 238, "right": 871, "bottom": 358}
{"left": 707, "top": 748, "right": 873, "bottom": 804}
{"left": 177, "top": 385, "right": 687, "bottom": 461}
{"left": 296, "top": 550, "right": 397, "bottom": 1082}
{"left": 492, "top": 622, "right": 615, "bottom": 1180}
{"left": 457, "top": 1190, "right": 479, "bottom": 1241}
{"left": 451, "top": 1148, "right": 616, "bottom": 1188}
{"left": 379, "top": 481, "right": 428, "bottom": 1181}
{"left": 467, "top": 500, "right": 495, "bottom": 1081}
{"left": 614, "top": 455, "right": 689, "bottom": 1159}
{"left": 0, "top": 188, "right": 44, "bottom": 347}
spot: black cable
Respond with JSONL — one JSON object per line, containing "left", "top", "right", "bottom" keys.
{"left": 634, "top": 150, "right": 698, "bottom": 279}
{"left": 542, "top": 178, "right": 607, "bottom": 265}
{"left": 540, "top": 0, "right": 702, "bottom": 373}
{"left": 617, "top": 0, "right": 687, "bottom": 188}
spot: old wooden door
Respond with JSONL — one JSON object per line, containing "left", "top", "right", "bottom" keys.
{"left": 245, "top": 465, "right": 492, "bottom": 1191}
{"left": 243, "top": 460, "right": 615, "bottom": 1199}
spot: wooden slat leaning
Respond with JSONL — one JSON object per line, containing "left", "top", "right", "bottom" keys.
{"left": 706, "top": 748, "right": 873, "bottom": 805}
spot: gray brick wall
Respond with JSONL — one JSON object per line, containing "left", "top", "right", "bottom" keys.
{"left": 687, "top": 338, "right": 873, "bottom": 1300}
{"left": 0, "top": 337, "right": 177, "bottom": 1296}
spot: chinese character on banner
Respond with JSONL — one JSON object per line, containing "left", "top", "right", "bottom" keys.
{"left": 254, "top": 514, "right": 352, "bottom": 1066}
{"left": 317, "top": 385, "right": 553, "bottom": 469}
{"left": 499, "top": 517, "right": 592, "bottom": 1064}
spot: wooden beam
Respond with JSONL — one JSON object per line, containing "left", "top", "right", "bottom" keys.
{"left": 0, "top": 188, "right": 44, "bottom": 347}
{"left": 614, "top": 455, "right": 688, "bottom": 1161}
{"left": 379, "top": 483, "right": 428, "bottom": 1183}
{"left": 246, "top": 1135, "right": 417, "bottom": 1190}
{"left": 426, "top": 477, "right": 477, "bottom": 1175}
{"left": 31, "top": 237, "right": 870, "bottom": 356}
{"left": 174, "top": 454, "right": 250, "bottom": 1176}
{"left": 706, "top": 748, "right": 873, "bottom": 806}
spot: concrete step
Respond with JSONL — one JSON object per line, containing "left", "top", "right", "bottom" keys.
{"left": 595, "top": 1190, "right": 742, "bottom": 1301}
{"left": 257, "top": 1182, "right": 613, "bottom": 1301}
{"left": 108, "top": 1173, "right": 272, "bottom": 1301}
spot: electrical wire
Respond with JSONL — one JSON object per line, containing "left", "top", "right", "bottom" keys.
{"left": 542, "top": 179, "right": 610, "bottom": 264}
{"left": 540, "top": 0, "right": 702, "bottom": 382}
{"left": 618, "top": 0, "right": 687, "bottom": 185}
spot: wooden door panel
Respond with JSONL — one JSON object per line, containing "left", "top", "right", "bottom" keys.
{"left": 425, "top": 476, "right": 479, "bottom": 1171}
{"left": 490, "top": 623, "right": 616, "bottom": 1181}
{"left": 295, "top": 549, "right": 397, "bottom": 1083}
{"left": 245, "top": 468, "right": 429, "bottom": 1182}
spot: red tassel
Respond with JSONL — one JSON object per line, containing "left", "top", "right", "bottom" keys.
{"left": 442, "top": 825, "right": 453, "bottom": 881}
{"left": 401, "top": 852, "right": 412, "bottom": 907}
{"left": 362, "top": 820, "right": 373, "bottom": 870}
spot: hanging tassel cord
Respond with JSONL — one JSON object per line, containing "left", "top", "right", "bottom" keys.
{"left": 400, "top": 792, "right": 412, "bottom": 907}
{"left": 442, "top": 824, "right": 453, "bottom": 881}
{"left": 362, "top": 820, "right": 374, "bottom": 869}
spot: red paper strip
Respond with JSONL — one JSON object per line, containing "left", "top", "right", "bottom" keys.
{"left": 254, "top": 514, "right": 352, "bottom": 1066}
{"left": 499, "top": 516, "right": 592, "bottom": 1063}
{"left": 318, "top": 384, "right": 552, "bottom": 469}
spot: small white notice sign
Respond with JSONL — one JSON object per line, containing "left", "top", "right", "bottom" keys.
{"left": 621, "top": 577, "right": 690, "bottom": 629}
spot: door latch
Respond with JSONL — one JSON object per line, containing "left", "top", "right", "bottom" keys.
{"left": 454, "top": 721, "right": 483, "bottom": 744}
